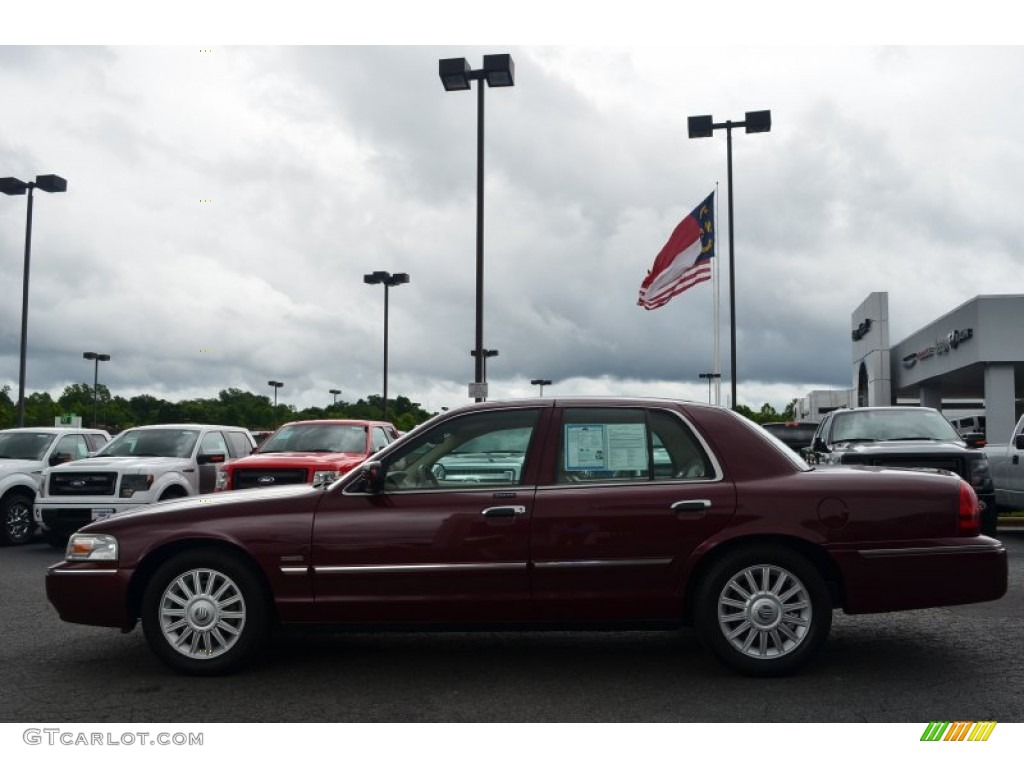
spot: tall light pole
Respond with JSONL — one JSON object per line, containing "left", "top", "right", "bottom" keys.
{"left": 364, "top": 271, "right": 409, "bottom": 421}
{"left": 688, "top": 111, "right": 771, "bottom": 411}
{"left": 82, "top": 352, "right": 110, "bottom": 427}
{"left": 329, "top": 388, "right": 341, "bottom": 407}
{"left": 1, "top": 174, "right": 68, "bottom": 426}
{"left": 439, "top": 54, "right": 515, "bottom": 402}
{"left": 530, "top": 378, "right": 552, "bottom": 396}
{"left": 267, "top": 380, "right": 283, "bottom": 427}
{"left": 698, "top": 372, "right": 721, "bottom": 405}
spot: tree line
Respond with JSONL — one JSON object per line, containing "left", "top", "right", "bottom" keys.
{"left": 1, "top": 382, "right": 798, "bottom": 434}
{"left": 0, "top": 384, "right": 435, "bottom": 434}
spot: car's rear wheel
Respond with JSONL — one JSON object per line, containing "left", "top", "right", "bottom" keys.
{"left": 141, "top": 549, "right": 269, "bottom": 675}
{"left": 1, "top": 492, "right": 36, "bottom": 546}
{"left": 694, "top": 546, "right": 831, "bottom": 677}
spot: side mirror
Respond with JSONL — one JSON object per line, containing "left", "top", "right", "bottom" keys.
{"left": 812, "top": 437, "right": 829, "bottom": 453}
{"left": 49, "top": 452, "right": 72, "bottom": 466}
{"left": 965, "top": 434, "right": 986, "bottom": 449}
{"left": 1014, "top": 434, "right": 1024, "bottom": 450}
{"left": 347, "top": 460, "right": 383, "bottom": 494}
{"left": 197, "top": 453, "right": 226, "bottom": 465}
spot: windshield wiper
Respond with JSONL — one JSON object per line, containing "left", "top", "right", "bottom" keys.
{"left": 837, "top": 438, "right": 878, "bottom": 444}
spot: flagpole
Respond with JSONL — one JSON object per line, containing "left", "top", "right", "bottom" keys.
{"left": 713, "top": 183, "right": 721, "bottom": 406}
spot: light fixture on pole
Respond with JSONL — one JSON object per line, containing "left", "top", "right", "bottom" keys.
{"left": 530, "top": 378, "right": 552, "bottom": 397}
{"left": 688, "top": 110, "right": 771, "bottom": 411}
{"left": 267, "top": 380, "right": 283, "bottom": 427}
{"left": 82, "top": 352, "right": 110, "bottom": 428}
{"left": 1, "top": 174, "right": 68, "bottom": 426}
{"left": 364, "top": 271, "right": 410, "bottom": 421}
{"left": 329, "top": 388, "right": 342, "bottom": 406}
{"left": 698, "top": 372, "right": 721, "bottom": 405}
{"left": 438, "top": 54, "right": 515, "bottom": 402}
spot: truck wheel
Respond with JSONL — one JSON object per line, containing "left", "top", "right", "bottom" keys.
{"left": 1, "top": 491, "right": 36, "bottom": 546}
{"left": 694, "top": 545, "right": 832, "bottom": 677}
{"left": 159, "top": 487, "right": 187, "bottom": 501}
{"left": 141, "top": 549, "right": 270, "bottom": 675}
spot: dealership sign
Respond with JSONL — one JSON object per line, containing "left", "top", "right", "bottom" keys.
{"left": 851, "top": 318, "right": 872, "bottom": 341}
{"left": 902, "top": 328, "right": 974, "bottom": 368}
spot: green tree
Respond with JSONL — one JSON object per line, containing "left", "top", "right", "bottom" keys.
{"left": 0, "top": 385, "right": 13, "bottom": 428}
{"left": 23, "top": 392, "right": 59, "bottom": 427}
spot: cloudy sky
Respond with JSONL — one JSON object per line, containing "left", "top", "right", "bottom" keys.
{"left": 2, "top": 19, "right": 1022, "bottom": 416}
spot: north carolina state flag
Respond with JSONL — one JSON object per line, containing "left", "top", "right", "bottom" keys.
{"left": 637, "top": 191, "right": 715, "bottom": 310}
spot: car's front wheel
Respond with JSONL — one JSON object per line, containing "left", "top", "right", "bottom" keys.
{"left": 694, "top": 546, "right": 832, "bottom": 677}
{"left": 141, "top": 549, "right": 270, "bottom": 675}
{"left": 1, "top": 491, "right": 36, "bottom": 546}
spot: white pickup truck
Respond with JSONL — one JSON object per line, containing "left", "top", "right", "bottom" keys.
{"left": 0, "top": 427, "right": 111, "bottom": 545}
{"left": 34, "top": 423, "right": 256, "bottom": 546}
{"left": 982, "top": 414, "right": 1024, "bottom": 511}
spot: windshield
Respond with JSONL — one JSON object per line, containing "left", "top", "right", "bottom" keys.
{"left": 97, "top": 428, "right": 200, "bottom": 459}
{"left": 0, "top": 431, "right": 57, "bottom": 461}
{"left": 257, "top": 423, "right": 368, "bottom": 454}
{"left": 830, "top": 410, "right": 962, "bottom": 443}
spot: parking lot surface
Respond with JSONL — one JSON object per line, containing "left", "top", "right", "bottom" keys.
{"left": 2, "top": 531, "right": 1022, "bottom": 722}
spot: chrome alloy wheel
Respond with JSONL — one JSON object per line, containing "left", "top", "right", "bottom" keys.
{"left": 158, "top": 568, "right": 247, "bottom": 659}
{"left": 717, "top": 563, "right": 812, "bottom": 660}
{"left": 4, "top": 498, "right": 33, "bottom": 543}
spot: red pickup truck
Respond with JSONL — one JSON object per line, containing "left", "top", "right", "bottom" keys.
{"left": 215, "top": 419, "right": 399, "bottom": 491}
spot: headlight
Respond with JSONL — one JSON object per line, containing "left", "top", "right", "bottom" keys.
{"left": 215, "top": 469, "right": 229, "bottom": 491}
{"left": 312, "top": 470, "right": 340, "bottom": 487}
{"left": 119, "top": 474, "right": 153, "bottom": 498}
{"left": 66, "top": 533, "right": 119, "bottom": 561}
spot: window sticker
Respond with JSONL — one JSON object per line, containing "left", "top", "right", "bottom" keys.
{"left": 565, "top": 423, "right": 648, "bottom": 472}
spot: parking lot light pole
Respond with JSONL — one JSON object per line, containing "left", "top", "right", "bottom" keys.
{"left": 530, "top": 378, "right": 552, "bottom": 397}
{"left": 687, "top": 111, "right": 771, "bottom": 411}
{"left": 364, "top": 271, "right": 410, "bottom": 421}
{"left": 439, "top": 54, "right": 515, "bottom": 402}
{"left": 82, "top": 352, "right": 111, "bottom": 427}
{"left": 1, "top": 174, "right": 68, "bottom": 426}
{"left": 329, "top": 388, "right": 342, "bottom": 407}
{"left": 267, "top": 380, "right": 283, "bottom": 427}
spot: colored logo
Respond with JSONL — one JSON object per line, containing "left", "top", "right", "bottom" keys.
{"left": 920, "top": 722, "right": 997, "bottom": 741}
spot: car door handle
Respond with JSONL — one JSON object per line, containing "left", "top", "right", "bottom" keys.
{"left": 481, "top": 505, "right": 526, "bottom": 518}
{"left": 671, "top": 500, "right": 712, "bottom": 513}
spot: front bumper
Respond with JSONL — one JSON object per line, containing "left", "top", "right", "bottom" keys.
{"left": 35, "top": 501, "right": 143, "bottom": 535}
{"left": 45, "top": 561, "right": 137, "bottom": 631}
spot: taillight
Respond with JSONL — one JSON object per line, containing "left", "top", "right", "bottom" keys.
{"left": 958, "top": 480, "right": 980, "bottom": 536}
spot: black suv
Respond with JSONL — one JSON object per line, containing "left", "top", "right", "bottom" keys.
{"left": 808, "top": 406, "right": 997, "bottom": 536}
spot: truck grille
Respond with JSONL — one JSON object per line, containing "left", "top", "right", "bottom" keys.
{"left": 48, "top": 472, "right": 118, "bottom": 496}
{"left": 854, "top": 455, "right": 964, "bottom": 477}
{"left": 233, "top": 468, "right": 309, "bottom": 490}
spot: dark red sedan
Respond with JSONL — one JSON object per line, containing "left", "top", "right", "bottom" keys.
{"left": 46, "top": 398, "right": 1007, "bottom": 677}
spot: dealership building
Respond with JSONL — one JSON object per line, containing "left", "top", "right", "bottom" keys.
{"left": 793, "top": 292, "right": 1024, "bottom": 441}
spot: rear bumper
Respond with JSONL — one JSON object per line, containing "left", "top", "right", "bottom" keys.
{"left": 833, "top": 537, "right": 1007, "bottom": 614}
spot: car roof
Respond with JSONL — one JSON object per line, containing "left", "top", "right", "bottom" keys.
{"left": 275, "top": 419, "right": 395, "bottom": 428}
{"left": 0, "top": 426, "right": 109, "bottom": 434}
{"left": 118, "top": 424, "right": 252, "bottom": 431}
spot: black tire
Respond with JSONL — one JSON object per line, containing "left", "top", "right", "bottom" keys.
{"left": 1, "top": 491, "right": 36, "bottom": 546}
{"left": 159, "top": 487, "right": 188, "bottom": 501}
{"left": 694, "top": 545, "right": 832, "bottom": 677}
{"left": 141, "top": 549, "right": 270, "bottom": 675}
